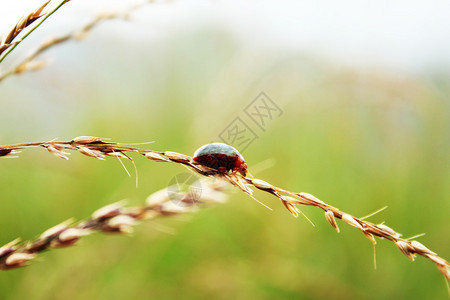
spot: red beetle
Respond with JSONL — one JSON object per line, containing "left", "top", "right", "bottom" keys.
{"left": 193, "top": 143, "right": 248, "bottom": 177}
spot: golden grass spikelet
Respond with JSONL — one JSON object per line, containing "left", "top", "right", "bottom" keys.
{"left": 0, "top": 239, "right": 20, "bottom": 257}
{"left": 298, "top": 192, "right": 325, "bottom": 205}
{"left": 145, "top": 152, "right": 170, "bottom": 162}
{"left": 105, "top": 151, "right": 129, "bottom": 159}
{"left": 281, "top": 195, "right": 310, "bottom": 206}
{"left": 1, "top": 0, "right": 50, "bottom": 48}
{"left": 163, "top": 151, "right": 191, "bottom": 163}
{"left": 1, "top": 137, "right": 449, "bottom": 280}
{"left": 0, "top": 178, "right": 228, "bottom": 270}
{"left": 40, "top": 219, "right": 72, "bottom": 240}
{"left": 0, "top": 0, "right": 70, "bottom": 66}
{"left": 325, "top": 210, "right": 340, "bottom": 233}
{"left": 281, "top": 199, "right": 300, "bottom": 218}
{"left": 425, "top": 254, "right": 448, "bottom": 267}
{"left": 72, "top": 136, "right": 106, "bottom": 144}
{"left": 410, "top": 240, "right": 437, "bottom": 256}
{"left": 437, "top": 265, "right": 450, "bottom": 281}
{"left": 107, "top": 215, "right": 138, "bottom": 234}
{"left": 5, "top": 252, "right": 35, "bottom": 268}
{"left": 92, "top": 202, "right": 124, "bottom": 220}
{"left": 47, "top": 145, "right": 70, "bottom": 160}
{"left": 342, "top": 214, "right": 363, "bottom": 230}
{"left": 251, "top": 178, "right": 274, "bottom": 191}
{"left": 58, "top": 228, "right": 89, "bottom": 243}
{"left": 13, "top": 59, "right": 49, "bottom": 74}
{"left": 396, "top": 240, "right": 416, "bottom": 261}
{"left": 375, "top": 224, "right": 401, "bottom": 238}
{"left": 0, "top": 1, "right": 153, "bottom": 83}
{"left": 146, "top": 189, "right": 172, "bottom": 207}
{"left": 362, "top": 230, "right": 377, "bottom": 245}
{"left": 77, "top": 146, "right": 105, "bottom": 160}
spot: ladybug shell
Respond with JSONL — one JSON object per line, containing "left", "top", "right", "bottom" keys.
{"left": 193, "top": 143, "right": 247, "bottom": 176}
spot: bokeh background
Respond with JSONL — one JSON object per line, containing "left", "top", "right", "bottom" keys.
{"left": 0, "top": 0, "right": 449, "bottom": 299}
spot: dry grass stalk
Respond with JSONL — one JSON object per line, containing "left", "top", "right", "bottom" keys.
{"left": 0, "top": 0, "right": 50, "bottom": 56}
{"left": 0, "top": 1, "right": 152, "bottom": 83}
{"left": 0, "top": 0, "right": 71, "bottom": 64}
{"left": 0, "top": 136, "right": 449, "bottom": 280}
{"left": 0, "top": 177, "right": 228, "bottom": 270}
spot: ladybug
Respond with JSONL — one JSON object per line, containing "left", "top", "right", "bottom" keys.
{"left": 193, "top": 143, "right": 248, "bottom": 177}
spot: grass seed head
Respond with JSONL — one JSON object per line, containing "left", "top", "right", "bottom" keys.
{"left": 376, "top": 224, "right": 401, "bottom": 238}
{"left": 47, "top": 145, "right": 70, "bottom": 160}
{"left": 5, "top": 252, "right": 35, "bottom": 268}
{"left": 40, "top": 220, "right": 72, "bottom": 239}
{"left": 107, "top": 215, "right": 137, "bottom": 234}
{"left": 298, "top": 192, "right": 325, "bottom": 205}
{"left": 362, "top": 230, "right": 377, "bottom": 245}
{"left": 411, "top": 240, "right": 437, "bottom": 256}
{"left": 72, "top": 136, "right": 105, "bottom": 144}
{"left": 281, "top": 199, "right": 299, "bottom": 217}
{"left": 325, "top": 210, "right": 340, "bottom": 233}
{"left": 92, "top": 202, "right": 124, "bottom": 220}
{"left": 145, "top": 152, "right": 170, "bottom": 162}
{"left": 77, "top": 146, "right": 105, "bottom": 160}
{"left": 0, "top": 239, "right": 20, "bottom": 257}
{"left": 342, "top": 214, "right": 363, "bottom": 230}
{"left": 163, "top": 151, "right": 191, "bottom": 163}
{"left": 251, "top": 179, "right": 274, "bottom": 191}
{"left": 396, "top": 240, "right": 416, "bottom": 261}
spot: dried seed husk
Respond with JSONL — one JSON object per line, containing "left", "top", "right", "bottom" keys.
{"left": 72, "top": 136, "right": 104, "bottom": 144}
{"left": 325, "top": 210, "right": 340, "bottom": 233}
{"left": 145, "top": 152, "right": 170, "bottom": 162}
{"left": 251, "top": 179, "right": 273, "bottom": 191}
{"left": 163, "top": 151, "right": 191, "bottom": 163}
{"left": 342, "top": 214, "right": 363, "bottom": 230}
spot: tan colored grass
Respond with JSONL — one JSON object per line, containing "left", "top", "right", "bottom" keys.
{"left": 0, "top": 0, "right": 50, "bottom": 57}
{"left": 0, "top": 176, "right": 227, "bottom": 270}
{"left": 0, "top": 136, "right": 448, "bottom": 280}
{"left": 0, "top": 0, "right": 447, "bottom": 285}
{"left": 0, "top": 1, "right": 151, "bottom": 83}
{"left": 0, "top": 0, "right": 72, "bottom": 64}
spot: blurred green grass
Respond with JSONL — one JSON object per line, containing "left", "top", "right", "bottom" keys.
{"left": 0, "top": 29, "right": 449, "bottom": 300}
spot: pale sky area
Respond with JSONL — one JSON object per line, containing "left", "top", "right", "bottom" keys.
{"left": 1, "top": 0, "right": 450, "bottom": 74}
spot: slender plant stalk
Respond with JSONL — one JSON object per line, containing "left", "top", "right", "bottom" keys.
{"left": 0, "top": 136, "right": 449, "bottom": 281}
{"left": 0, "top": 177, "right": 228, "bottom": 270}
{"left": 0, "top": 0, "right": 70, "bottom": 64}
{"left": 0, "top": 1, "right": 150, "bottom": 82}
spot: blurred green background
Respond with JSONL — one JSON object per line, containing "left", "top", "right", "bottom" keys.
{"left": 0, "top": 1, "right": 449, "bottom": 299}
